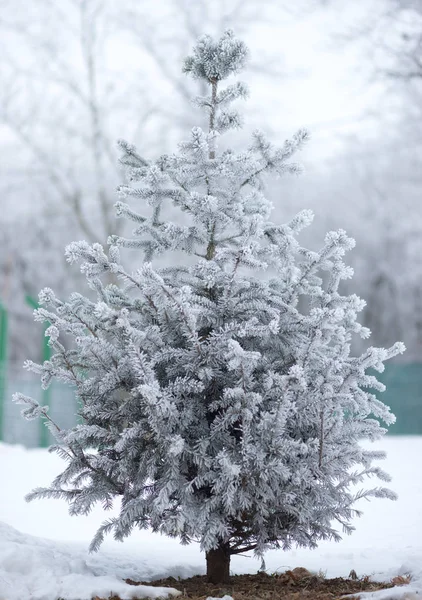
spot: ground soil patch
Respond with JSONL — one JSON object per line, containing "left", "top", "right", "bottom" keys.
{"left": 119, "top": 568, "right": 400, "bottom": 599}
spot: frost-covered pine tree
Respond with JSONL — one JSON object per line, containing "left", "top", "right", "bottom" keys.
{"left": 14, "top": 31, "right": 405, "bottom": 584}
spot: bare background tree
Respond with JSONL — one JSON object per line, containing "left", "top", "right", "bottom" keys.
{"left": 311, "top": 0, "right": 422, "bottom": 357}
{"left": 1, "top": 0, "right": 421, "bottom": 366}
{"left": 0, "top": 0, "right": 298, "bottom": 363}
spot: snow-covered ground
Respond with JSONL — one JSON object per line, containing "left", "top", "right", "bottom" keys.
{"left": 1, "top": 437, "right": 422, "bottom": 600}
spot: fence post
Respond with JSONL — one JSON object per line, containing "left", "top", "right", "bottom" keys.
{"left": 26, "top": 295, "right": 52, "bottom": 448}
{"left": 0, "top": 300, "right": 8, "bottom": 441}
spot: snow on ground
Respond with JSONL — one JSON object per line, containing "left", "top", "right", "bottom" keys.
{"left": 0, "top": 437, "right": 422, "bottom": 599}
{"left": 0, "top": 522, "right": 182, "bottom": 600}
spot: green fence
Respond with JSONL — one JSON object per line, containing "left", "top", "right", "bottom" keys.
{"left": 375, "top": 363, "right": 422, "bottom": 435}
{"left": 1, "top": 371, "right": 79, "bottom": 448}
{"left": 0, "top": 295, "right": 67, "bottom": 448}
{"left": 0, "top": 362, "right": 421, "bottom": 448}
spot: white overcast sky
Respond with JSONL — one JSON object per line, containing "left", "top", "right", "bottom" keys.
{"left": 243, "top": 3, "right": 383, "bottom": 138}
{"left": 0, "top": 0, "right": 406, "bottom": 217}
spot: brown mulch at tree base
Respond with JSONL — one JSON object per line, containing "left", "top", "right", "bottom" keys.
{"left": 116, "top": 567, "right": 407, "bottom": 600}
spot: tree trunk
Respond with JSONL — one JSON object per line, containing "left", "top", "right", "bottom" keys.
{"left": 206, "top": 542, "right": 231, "bottom": 584}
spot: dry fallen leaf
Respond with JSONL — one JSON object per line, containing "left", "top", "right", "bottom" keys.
{"left": 391, "top": 574, "right": 412, "bottom": 586}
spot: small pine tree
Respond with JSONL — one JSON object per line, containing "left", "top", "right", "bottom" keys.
{"left": 14, "top": 31, "right": 405, "bottom": 584}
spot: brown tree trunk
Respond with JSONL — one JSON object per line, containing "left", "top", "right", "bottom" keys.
{"left": 206, "top": 542, "right": 231, "bottom": 583}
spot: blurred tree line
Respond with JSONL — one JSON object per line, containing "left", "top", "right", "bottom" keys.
{"left": 0, "top": 0, "right": 421, "bottom": 366}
